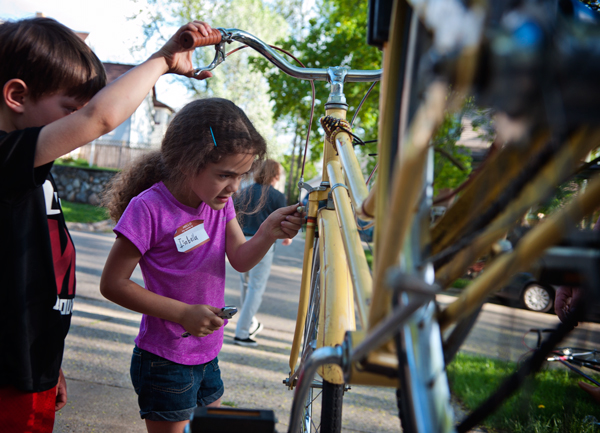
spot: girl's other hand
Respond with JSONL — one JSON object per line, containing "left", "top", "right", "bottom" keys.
{"left": 262, "top": 204, "right": 305, "bottom": 241}
{"left": 158, "top": 20, "right": 213, "bottom": 80}
{"left": 181, "top": 304, "right": 224, "bottom": 337}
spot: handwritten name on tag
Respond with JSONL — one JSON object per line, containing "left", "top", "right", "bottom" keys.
{"left": 174, "top": 220, "right": 209, "bottom": 253}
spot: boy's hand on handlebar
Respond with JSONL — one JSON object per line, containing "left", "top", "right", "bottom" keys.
{"left": 156, "top": 21, "right": 213, "bottom": 80}
{"left": 181, "top": 304, "right": 224, "bottom": 337}
{"left": 262, "top": 203, "right": 305, "bottom": 241}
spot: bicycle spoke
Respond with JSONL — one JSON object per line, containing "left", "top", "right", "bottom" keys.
{"left": 309, "top": 389, "right": 322, "bottom": 406}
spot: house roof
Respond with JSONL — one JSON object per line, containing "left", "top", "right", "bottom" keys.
{"left": 103, "top": 63, "right": 173, "bottom": 112}
{"left": 152, "top": 87, "right": 174, "bottom": 112}
{"left": 103, "top": 62, "right": 136, "bottom": 83}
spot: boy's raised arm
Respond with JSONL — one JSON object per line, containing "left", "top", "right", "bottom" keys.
{"left": 35, "top": 21, "right": 213, "bottom": 168}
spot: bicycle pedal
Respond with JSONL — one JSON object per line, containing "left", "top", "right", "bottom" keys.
{"left": 186, "top": 407, "right": 277, "bottom": 433}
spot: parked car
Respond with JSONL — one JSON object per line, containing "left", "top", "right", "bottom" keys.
{"left": 495, "top": 272, "right": 555, "bottom": 313}
{"left": 496, "top": 272, "right": 600, "bottom": 322}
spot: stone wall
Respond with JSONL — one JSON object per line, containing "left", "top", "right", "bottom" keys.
{"left": 51, "top": 165, "right": 118, "bottom": 206}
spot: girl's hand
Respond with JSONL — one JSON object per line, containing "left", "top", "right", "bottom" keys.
{"left": 156, "top": 20, "right": 213, "bottom": 80}
{"left": 262, "top": 204, "right": 305, "bottom": 241}
{"left": 181, "top": 304, "right": 224, "bottom": 337}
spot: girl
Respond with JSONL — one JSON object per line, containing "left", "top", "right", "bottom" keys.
{"left": 100, "top": 98, "right": 304, "bottom": 433}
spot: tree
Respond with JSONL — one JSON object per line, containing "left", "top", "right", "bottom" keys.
{"left": 251, "top": 0, "right": 383, "bottom": 199}
{"left": 134, "top": 0, "right": 299, "bottom": 157}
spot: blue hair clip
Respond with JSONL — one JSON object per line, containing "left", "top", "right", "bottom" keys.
{"left": 209, "top": 126, "right": 218, "bottom": 147}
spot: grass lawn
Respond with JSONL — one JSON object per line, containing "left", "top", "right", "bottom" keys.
{"left": 55, "top": 157, "right": 119, "bottom": 172}
{"left": 362, "top": 248, "right": 468, "bottom": 290}
{"left": 364, "top": 247, "right": 373, "bottom": 269}
{"left": 61, "top": 200, "right": 109, "bottom": 223}
{"left": 448, "top": 352, "right": 600, "bottom": 432}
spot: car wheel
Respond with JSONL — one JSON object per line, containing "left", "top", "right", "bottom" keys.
{"left": 521, "top": 283, "right": 554, "bottom": 313}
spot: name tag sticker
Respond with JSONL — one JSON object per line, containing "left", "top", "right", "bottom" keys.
{"left": 174, "top": 220, "right": 209, "bottom": 253}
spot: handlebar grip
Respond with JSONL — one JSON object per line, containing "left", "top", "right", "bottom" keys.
{"left": 180, "top": 29, "right": 222, "bottom": 49}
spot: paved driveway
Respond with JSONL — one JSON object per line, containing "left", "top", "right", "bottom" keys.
{"left": 56, "top": 231, "right": 399, "bottom": 433}
{"left": 55, "top": 230, "right": 600, "bottom": 432}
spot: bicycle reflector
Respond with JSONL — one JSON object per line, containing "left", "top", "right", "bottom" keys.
{"left": 185, "top": 407, "right": 277, "bottom": 433}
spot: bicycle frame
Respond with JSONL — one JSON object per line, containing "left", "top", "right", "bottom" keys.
{"left": 181, "top": 2, "right": 600, "bottom": 431}
{"left": 287, "top": 0, "right": 600, "bottom": 430}
{"left": 288, "top": 103, "right": 374, "bottom": 386}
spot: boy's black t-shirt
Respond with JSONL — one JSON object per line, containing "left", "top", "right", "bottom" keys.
{"left": 235, "top": 183, "right": 287, "bottom": 236}
{"left": 0, "top": 127, "right": 76, "bottom": 392}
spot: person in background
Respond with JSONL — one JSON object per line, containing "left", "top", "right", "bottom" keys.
{"left": 233, "top": 160, "right": 291, "bottom": 347}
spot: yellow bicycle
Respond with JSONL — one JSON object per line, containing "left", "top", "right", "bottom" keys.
{"left": 181, "top": 0, "right": 600, "bottom": 431}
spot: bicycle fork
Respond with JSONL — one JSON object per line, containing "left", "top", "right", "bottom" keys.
{"left": 287, "top": 274, "right": 453, "bottom": 433}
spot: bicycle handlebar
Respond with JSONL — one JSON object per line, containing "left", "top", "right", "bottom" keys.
{"left": 180, "top": 28, "right": 382, "bottom": 82}
{"left": 180, "top": 28, "right": 223, "bottom": 49}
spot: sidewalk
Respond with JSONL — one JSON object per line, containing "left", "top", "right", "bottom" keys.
{"left": 55, "top": 230, "right": 400, "bottom": 432}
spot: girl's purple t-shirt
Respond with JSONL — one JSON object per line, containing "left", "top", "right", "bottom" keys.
{"left": 114, "top": 181, "right": 236, "bottom": 365}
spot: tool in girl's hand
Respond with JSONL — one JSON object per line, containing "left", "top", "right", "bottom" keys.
{"left": 182, "top": 306, "right": 238, "bottom": 337}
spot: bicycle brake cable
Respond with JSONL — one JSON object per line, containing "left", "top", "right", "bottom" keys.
{"left": 350, "top": 81, "right": 377, "bottom": 127}
{"left": 225, "top": 43, "right": 316, "bottom": 186}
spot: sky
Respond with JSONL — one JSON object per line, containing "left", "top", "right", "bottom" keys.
{"left": 0, "top": 0, "right": 192, "bottom": 109}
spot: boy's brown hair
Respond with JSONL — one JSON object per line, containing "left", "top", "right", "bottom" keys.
{"left": 0, "top": 17, "right": 106, "bottom": 102}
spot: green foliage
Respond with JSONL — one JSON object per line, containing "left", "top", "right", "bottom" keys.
{"left": 134, "top": 0, "right": 294, "bottom": 157}
{"left": 281, "top": 154, "right": 318, "bottom": 203}
{"left": 61, "top": 201, "right": 109, "bottom": 223}
{"left": 251, "top": 0, "right": 382, "bottom": 168}
{"left": 431, "top": 95, "right": 481, "bottom": 197}
{"left": 364, "top": 247, "right": 373, "bottom": 269}
{"left": 55, "top": 157, "right": 119, "bottom": 172}
{"left": 537, "top": 180, "right": 584, "bottom": 217}
{"left": 450, "top": 278, "right": 470, "bottom": 289}
{"left": 56, "top": 156, "right": 90, "bottom": 167}
{"left": 448, "top": 352, "right": 600, "bottom": 432}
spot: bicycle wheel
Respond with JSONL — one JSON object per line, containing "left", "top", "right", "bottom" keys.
{"left": 299, "top": 235, "right": 344, "bottom": 433}
{"left": 387, "top": 2, "right": 600, "bottom": 432}
{"left": 380, "top": 5, "right": 456, "bottom": 432}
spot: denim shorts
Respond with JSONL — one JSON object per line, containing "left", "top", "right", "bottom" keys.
{"left": 130, "top": 346, "right": 224, "bottom": 422}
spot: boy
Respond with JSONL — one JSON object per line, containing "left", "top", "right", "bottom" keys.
{"left": 0, "top": 16, "right": 212, "bottom": 432}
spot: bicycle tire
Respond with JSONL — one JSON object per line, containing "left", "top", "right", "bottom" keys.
{"left": 320, "top": 381, "right": 344, "bottom": 433}
{"left": 395, "top": 331, "right": 416, "bottom": 433}
{"left": 387, "top": 1, "right": 600, "bottom": 431}
{"left": 388, "top": 6, "right": 456, "bottom": 432}
{"left": 299, "top": 236, "right": 344, "bottom": 433}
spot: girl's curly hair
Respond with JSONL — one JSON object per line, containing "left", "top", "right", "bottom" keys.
{"left": 103, "top": 98, "right": 267, "bottom": 221}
